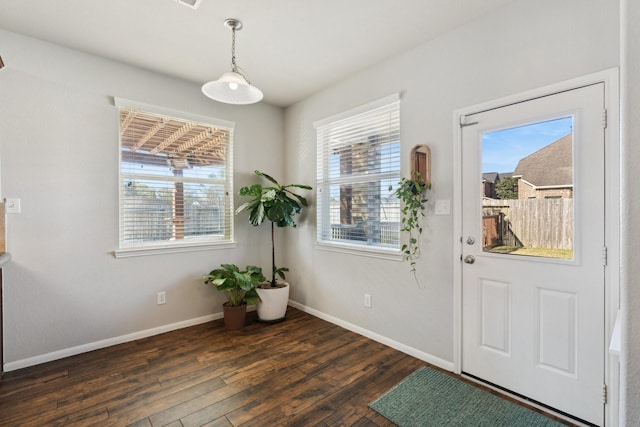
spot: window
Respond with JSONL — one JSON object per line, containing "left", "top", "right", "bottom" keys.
{"left": 315, "top": 94, "right": 401, "bottom": 253}
{"left": 116, "top": 100, "right": 234, "bottom": 256}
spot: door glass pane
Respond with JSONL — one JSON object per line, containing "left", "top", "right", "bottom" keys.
{"left": 481, "top": 117, "right": 574, "bottom": 259}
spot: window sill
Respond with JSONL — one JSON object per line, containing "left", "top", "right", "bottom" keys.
{"left": 113, "top": 241, "right": 237, "bottom": 258}
{"left": 315, "top": 241, "right": 404, "bottom": 261}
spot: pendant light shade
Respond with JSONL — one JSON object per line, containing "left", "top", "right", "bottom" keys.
{"left": 202, "top": 19, "right": 263, "bottom": 105}
{"left": 202, "top": 71, "right": 263, "bottom": 105}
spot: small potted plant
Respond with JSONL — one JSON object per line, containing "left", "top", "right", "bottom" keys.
{"left": 203, "top": 264, "right": 265, "bottom": 330}
{"left": 236, "top": 170, "right": 312, "bottom": 322}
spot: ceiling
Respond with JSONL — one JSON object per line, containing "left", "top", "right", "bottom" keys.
{"left": 0, "top": 0, "right": 512, "bottom": 107}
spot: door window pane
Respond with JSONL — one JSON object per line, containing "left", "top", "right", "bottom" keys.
{"left": 481, "top": 117, "right": 574, "bottom": 259}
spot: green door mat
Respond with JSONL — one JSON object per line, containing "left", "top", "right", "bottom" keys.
{"left": 369, "top": 367, "right": 567, "bottom": 427}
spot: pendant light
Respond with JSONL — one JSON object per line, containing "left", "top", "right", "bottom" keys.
{"left": 202, "top": 19, "right": 263, "bottom": 105}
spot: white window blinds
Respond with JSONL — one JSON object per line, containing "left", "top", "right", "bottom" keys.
{"left": 315, "top": 94, "right": 401, "bottom": 249}
{"left": 118, "top": 105, "right": 234, "bottom": 250}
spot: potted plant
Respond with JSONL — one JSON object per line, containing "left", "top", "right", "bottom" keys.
{"left": 395, "top": 171, "right": 430, "bottom": 285}
{"left": 203, "top": 264, "right": 265, "bottom": 330}
{"left": 236, "top": 170, "right": 312, "bottom": 322}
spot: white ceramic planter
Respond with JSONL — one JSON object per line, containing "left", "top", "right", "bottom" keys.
{"left": 256, "top": 282, "right": 289, "bottom": 322}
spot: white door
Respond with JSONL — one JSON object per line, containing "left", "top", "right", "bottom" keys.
{"left": 461, "top": 83, "right": 605, "bottom": 425}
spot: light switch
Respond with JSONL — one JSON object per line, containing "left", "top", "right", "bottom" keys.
{"left": 5, "top": 198, "right": 21, "bottom": 214}
{"left": 435, "top": 199, "right": 450, "bottom": 216}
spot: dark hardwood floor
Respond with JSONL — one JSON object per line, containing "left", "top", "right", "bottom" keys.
{"left": 0, "top": 307, "right": 574, "bottom": 427}
{"left": 0, "top": 307, "right": 425, "bottom": 426}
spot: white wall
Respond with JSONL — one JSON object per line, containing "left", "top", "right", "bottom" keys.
{"left": 0, "top": 30, "right": 284, "bottom": 367}
{"left": 284, "top": 0, "right": 619, "bottom": 366}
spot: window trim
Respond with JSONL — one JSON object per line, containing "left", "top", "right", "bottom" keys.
{"left": 314, "top": 241, "right": 404, "bottom": 261}
{"left": 113, "top": 241, "right": 237, "bottom": 258}
{"left": 314, "top": 93, "right": 402, "bottom": 257}
{"left": 113, "top": 98, "right": 235, "bottom": 257}
{"left": 312, "top": 93, "right": 400, "bottom": 129}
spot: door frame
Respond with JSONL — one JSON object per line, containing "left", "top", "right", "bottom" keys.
{"left": 452, "top": 68, "right": 620, "bottom": 426}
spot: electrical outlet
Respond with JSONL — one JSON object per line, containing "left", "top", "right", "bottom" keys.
{"left": 364, "top": 294, "right": 372, "bottom": 308}
{"left": 157, "top": 291, "right": 166, "bottom": 305}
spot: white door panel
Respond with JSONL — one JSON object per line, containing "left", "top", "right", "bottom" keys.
{"left": 461, "top": 83, "right": 605, "bottom": 425}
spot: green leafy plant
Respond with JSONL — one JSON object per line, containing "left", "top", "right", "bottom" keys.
{"left": 496, "top": 176, "right": 519, "bottom": 200}
{"left": 236, "top": 170, "right": 312, "bottom": 287}
{"left": 395, "top": 173, "right": 430, "bottom": 281}
{"left": 203, "top": 264, "right": 265, "bottom": 307}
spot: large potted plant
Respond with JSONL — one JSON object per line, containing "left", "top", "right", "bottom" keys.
{"left": 203, "top": 264, "right": 265, "bottom": 330}
{"left": 236, "top": 170, "right": 312, "bottom": 322}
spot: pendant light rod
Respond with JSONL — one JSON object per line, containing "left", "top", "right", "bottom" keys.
{"left": 229, "top": 19, "right": 239, "bottom": 73}
{"left": 225, "top": 19, "right": 250, "bottom": 84}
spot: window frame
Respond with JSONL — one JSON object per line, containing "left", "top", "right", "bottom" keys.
{"left": 314, "top": 94, "right": 403, "bottom": 260}
{"left": 113, "top": 98, "right": 236, "bottom": 258}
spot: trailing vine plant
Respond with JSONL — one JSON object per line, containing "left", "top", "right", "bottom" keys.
{"left": 395, "top": 171, "right": 430, "bottom": 284}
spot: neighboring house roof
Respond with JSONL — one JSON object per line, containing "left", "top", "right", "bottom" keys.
{"left": 482, "top": 172, "right": 513, "bottom": 183}
{"left": 513, "top": 134, "right": 573, "bottom": 187}
{"left": 482, "top": 172, "right": 500, "bottom": 184}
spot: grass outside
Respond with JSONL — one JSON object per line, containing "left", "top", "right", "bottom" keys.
{"left": 486, "top": 246, "right": 574, "bottom": 259}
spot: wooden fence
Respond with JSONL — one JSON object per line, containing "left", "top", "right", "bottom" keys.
{"left": 330, "top": 222, "right": 399, "bottom": 245}
{"left": 122, "top": 200, "right": 224, "bottom": 244}
{"left": 483, "top": 198, "right": 574, "bottom": 250}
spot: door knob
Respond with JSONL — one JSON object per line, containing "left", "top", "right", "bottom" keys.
{"left": 464, "top": 255, "right": 475, "bottom": 264}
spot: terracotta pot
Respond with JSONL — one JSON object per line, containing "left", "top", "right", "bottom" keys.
{"left": 223, "top": 303, "right": 247, "bottom": 330}
{"left": 256, "top": 282, "right": 289, "bottom": 322}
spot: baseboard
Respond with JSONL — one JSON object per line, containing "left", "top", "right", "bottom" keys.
{"left": 3, "top": 302, "right": 451, "bottom": 374}
{"left": 3, "top": 311, "right": 226, "bottom": 372}
{"left": 288, "top": 300, "right": 455, "bottom": 372}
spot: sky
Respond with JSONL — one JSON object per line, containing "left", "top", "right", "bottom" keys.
{"left": 481, "top": 117, "right": 573, "bottom": 173}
